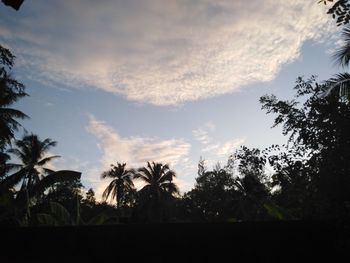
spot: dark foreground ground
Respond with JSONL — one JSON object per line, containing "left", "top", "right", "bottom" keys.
{"left": 1, "top": 221, "right": 349, "bottom": 262}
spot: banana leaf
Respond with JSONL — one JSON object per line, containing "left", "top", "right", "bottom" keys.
{"left": 30, "top": 170, "right": 81, "bottom": 198}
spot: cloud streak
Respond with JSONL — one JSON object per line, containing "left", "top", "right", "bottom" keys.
{"left": 85, "top": 115, "right": 192, "bottom": 198}
{"left": 0, "top": 0, "right": 335, "bottom": 106}
{"left": 193, "top": 122, "right": 245, "bottom": 157}
{"left": 192, "top": 122, "right": 216, "bottom": 145}
{"left": 201, "top": 138, "right": 245, "bottom": 156}
{"left": 86, "top": 115, "right": 191, "bottom": 169}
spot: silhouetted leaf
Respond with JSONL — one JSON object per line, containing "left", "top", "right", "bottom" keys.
{"left": 30, "top": 170, "right": 81, "bottom": 197}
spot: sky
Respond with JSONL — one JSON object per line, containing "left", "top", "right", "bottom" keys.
{"left": 0, "top": 0, "right": 343, "bottom": 200}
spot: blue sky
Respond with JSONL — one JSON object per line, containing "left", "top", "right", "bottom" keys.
{"left": 0, "top": 1, "right": 342, "bottom": 199}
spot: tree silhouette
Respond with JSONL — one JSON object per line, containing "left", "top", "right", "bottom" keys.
{"left": 317, "top": 1, "right": 350, "bottom": 97}
{"left": 323, "top": 73, "right": 350, "bottom": 100}
{"left": 0, "top": 45, "right": 28, "bottom": 150}
{"left": 101, "top": 162, "right": 135, "bottom": 209}
{"left": 320, "top": 0, "right": 350, "bottom": 26}
{"left": 85, "top": 188, "right": 96, "bottom": 205}
{"left": 260, "top": 76, "right": 350, "bottom": 219}
{"left": 135, "top": 162, "right": 179, "bottom": 222}
{"left": 183, "top": 160, "right": 239, "bottom": 222}
{"left": 42, "top": 176, "right": 84, "bottom": 214}
{"left": 267, "top": 146, "right": 315, "bottom": 219}
{"left": 8, "top": 134, "right": 60, "bottom": 193}
{"left": 1, "top": 0, "right": 24, "bottom": 11}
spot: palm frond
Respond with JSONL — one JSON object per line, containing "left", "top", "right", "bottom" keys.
{"left": 101, "top": 170, "right": 111, "bottom": 179}
{"left": 322, "top": 72, "right": 350, "bottom": 97}
{"left": 37, "top": 155, "right": 60, "bottom": 166}
{"left": 42, "top": 167, "right": 55, "bottom": 175}
{"left": 0, "top": 168, "right": 27, "bottom": 190}
{"left": 0, "top": 107, "right": 29, "bottom": 119}
{"left": 40, "top": 138, "right": 57, "bottom": 153}
{"left": 147, "top": 161, "right": 155, "bottom": 175}
{"left": 333, "top": 27, "right": 350, "bottom": 68}
{"left": 30, "top": 170, "right": 81, "bottom": 198}
{"left": 160, "top": 163, "right": 170, "bottom": 175}
{"left": 0, "top": 44, "right": 15, "bottom": 68}
{"left": 159, "top": 170, "right": 176, "bottom": 184}
{"left": 123, "top": 176, "right": 135, "bottom": 188}
{"left": 1, "top": 162, "right": 22, "bottom": 174}
{"left": 137, "top": 167, "right": 153, "bottom": 183}
{"left": 161, "top": 182, "right": 180, "bottom": 195}
{"left": 102, "top": 180, "right": 117, "bottom": 201}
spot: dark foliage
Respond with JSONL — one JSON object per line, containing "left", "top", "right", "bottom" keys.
{"left": 260, "top": 76, "right": 350, "bottom": 220}
{"left": 1, "top": 0, "right": 24, "bottom": 11}
{"left": 0, "top": 45, "right": 28, "bottom": 149}
{"left": 101, "top": 163, "right": 135, "bottom": 208}
{"left": 1, "top": 2, "right": 350, "bottom": 230}
{"left": 321, "top": 0, "right": 350, "bottom": 25}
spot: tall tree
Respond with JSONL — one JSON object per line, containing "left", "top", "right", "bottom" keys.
{"left": 260, "top": 76, "right": 350, "bottom": 219}
{"left": 8, "top": 134, "right": 60, "bottom": 193}
{"left": 0, "top": 45, "right": 28, "bottom": 150}
{"left": 230, "top": 146, "right": 274, "bottom": 220}
{"left": 85, "top": 188, "right": 96, "bottom": 205}
{"left": 135, "top": 162, "right": 179, "bottom": 222}
{"left": 101, "top": 163, "right": 135, "bottom": 209}
{"left": 318, "top": 1, "right": 350, "bottom": 97}
{"left": 183, "top": 161, "right": 238, "bottom": 222}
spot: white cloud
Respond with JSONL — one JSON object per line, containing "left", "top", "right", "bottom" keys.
{"left": 193, "top": 122, "right": 244, "bottom": 157}
{"left": 192, "top": 122, "right": 216, "bottom": 144}
{"left": 193, "top": 128, "right": 212, "bottom": 144}
{"left": 85, "top": 115, "right": 192, "bottom": 199}
{"left": 44, "top": 102, "right": 54, "bottom": 107}
{"left": 86, "top": 115, "right": 191, "bottom": 169}
{"left": 202, "top": 138, "right": 245, "bottom": 156}
{"left": 0, "top": 0, "right": 336, "bottom": 106}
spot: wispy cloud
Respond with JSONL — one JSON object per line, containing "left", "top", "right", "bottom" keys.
{"left": 202, "top": 138, "right": 245, "bottom": 156}
{"left": 0, "top": 0, "right": 335, "bottom": 106}
{"left": 44, "top": 102, "right": 54, "bottom": 107}
{"left": 193, "top": 122, "right": 244, "bottom": 157}
{"left": 192, "top": 122, "right": 216, "bottom": 144}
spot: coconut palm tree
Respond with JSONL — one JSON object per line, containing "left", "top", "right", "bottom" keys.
{"left": 8, "top": 134, "right": 60, "bottom": 192}
{"left": 0, "top": 134, "right": 82, "bottom": 225}
{"left": 0, "top": 76, "right": 28, "bottom": 147}
{"left": 101, "top": 162, "right": 135, "bottom": 209}
{"left": 0, "top": 45, "right": 28, "bottom": 148}
{"left": 135, "top": 162, "right": 179, "bottom": 222}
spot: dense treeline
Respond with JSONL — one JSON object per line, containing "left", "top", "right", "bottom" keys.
{"left": 1, "top": 42, "right": 350, "bottom": 225}
{"left": 1, "top": 1, "right": 350, "bottom": 225}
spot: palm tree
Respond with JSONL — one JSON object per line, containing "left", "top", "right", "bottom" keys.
{"left": 333, "top": 27, "right": 350, "bottom": 68}
{"left": 101, "top": 162, "right": 135, "bottom": 209}
{"left": 317, "top": 27, "right": 350, "bottom": 100}
{"left": 135, "top": 162, "right": 179, "bottom": 222}
{"left": 8, "top": 134, "right": 60, "bottom": 192}
{"left": 0, "top": 45, "right": 28, "bottom": 148}
{"left": 323, "top": 73, "right": 350, "bottom": 100}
